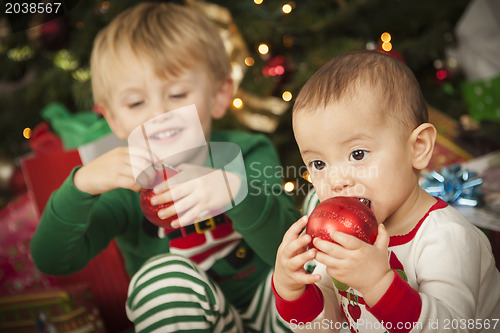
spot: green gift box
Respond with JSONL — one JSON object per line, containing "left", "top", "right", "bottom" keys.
{"left": 41, "top": 103, "right": 112, "bottom": 150}
{"left": 461, "top": 75, "right": 500, "bottom": 122}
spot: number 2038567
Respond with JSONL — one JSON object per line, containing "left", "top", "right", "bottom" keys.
{"left": 5, "top": 2, "right": 62, "bottom": 14}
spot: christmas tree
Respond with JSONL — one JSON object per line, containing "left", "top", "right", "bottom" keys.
{"left": 1, "top": 0, "right": 498, "bottom": 205}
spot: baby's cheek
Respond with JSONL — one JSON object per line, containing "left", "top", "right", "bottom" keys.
{"left": 313, "top": 182, "right": 332, "bottom": 200}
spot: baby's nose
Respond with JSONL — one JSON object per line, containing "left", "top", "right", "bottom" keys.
{"left": 330, "top": 171, "right": 354, "bottom": 193}
{"left": 332, "top": 180, "right": 351, "bottom": 192}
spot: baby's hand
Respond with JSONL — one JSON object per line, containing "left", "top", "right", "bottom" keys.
{"left": 74, "top": 146, "right": 155, "bottom": 195}
{"left": 273, "top": 216, "right": 321, "bottom": 302}
{"left": 150, "top": 163, "right": 241, "bottom": 227}
{"left": 313, "top": 224, "right": 393, "bottom": 306}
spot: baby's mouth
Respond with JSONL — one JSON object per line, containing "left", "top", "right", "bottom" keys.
{"left": 357, "top": 198, "right": 371, "bottom": 209}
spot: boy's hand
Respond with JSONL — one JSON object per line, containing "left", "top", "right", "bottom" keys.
{"left": 313, "top": 223, "right": 393, "bottom": 307}
{"left": 74, "top": 147, "right": 156, "bottom": 195}
{"left": 273, "top": 216, "right": 321, "bottom": 302}
{"left": 149, "top": 163, "right": 241, "bottom": 227}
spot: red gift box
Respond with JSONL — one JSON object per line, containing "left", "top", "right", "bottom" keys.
{"left": 0, "top": 194, "right": 56, "bottom": 296}
{"left": 19, "top": 123, "right": 132, "bottom": 333}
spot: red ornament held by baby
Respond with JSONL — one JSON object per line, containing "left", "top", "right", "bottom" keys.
{"left": 139, "top": 166, "right": 178, "bottom": 229}
{"left": 306, "top": 196, "right": 378, "bottom": 247}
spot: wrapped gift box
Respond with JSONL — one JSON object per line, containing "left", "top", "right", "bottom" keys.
{"left": 426, "top": 108, "right": 500, "bottom": 269}
{"left": 461, "top": 75, "right": 500, "bottom": 123}
{"left": 18, "top": 122, "right": 132, "bottom": 333}
{"left": 0, "top": 194, "right": 56, "bottom": 296}
{"left": 427, "top": 106, "right": 473, "bottom": 171}
{"left": 0, "top": 284, "right": 105, "bottom": 332}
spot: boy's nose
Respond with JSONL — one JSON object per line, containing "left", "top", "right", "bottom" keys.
{"left": 149, "top": 107, "right": 173, "bottom": 123}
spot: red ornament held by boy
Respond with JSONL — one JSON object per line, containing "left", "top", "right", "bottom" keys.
{"left": 139, "top": 166, "right": 178, "bottom": 230}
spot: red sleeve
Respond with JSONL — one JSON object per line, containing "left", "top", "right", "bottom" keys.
{"left": 272, "top": 274, "right": 324, "bottom": 323}
{"left": 367, "top": 273, "right": 422, "bottom": 333}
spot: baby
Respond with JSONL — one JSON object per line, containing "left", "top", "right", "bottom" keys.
{"left": 272, "top": 50, "right": 500, "bottom": 333}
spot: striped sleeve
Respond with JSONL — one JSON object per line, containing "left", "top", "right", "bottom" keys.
{"left": 302, "top": 189, "right": 320, "bottom": 216}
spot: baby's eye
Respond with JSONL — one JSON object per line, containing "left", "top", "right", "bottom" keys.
{"left": 350, "top": 150, "right": 366, "bottom": 161}
{"left": 309, "top": 160, "right": 326, "bottom": 171}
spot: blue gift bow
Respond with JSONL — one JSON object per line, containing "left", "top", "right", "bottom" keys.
{"left": 421, "top": 164, "right": 483, "bottom": 207}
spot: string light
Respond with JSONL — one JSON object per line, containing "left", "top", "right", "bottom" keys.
{"left": 284, "top": 181, "right": 294, "bottom": 192}
{"left": 282, "top": 4, "right": 292, "bottom": 14}
{"left": 99, "top": 1, "right": 111, "bottom": 14}
{"left": 72, "top": 68, "right": 91, "bottom": 82}
{"left": 302, "top": 170, "right": 311, "bottom": 183}
{"left": 54, "top": 50, "right": 78, "bottom": 71}
{"left": 380, "top": 32, "right": 392, "bottom": 52}
{"left": 258, "top": 43, "right": 269, "bottom": 55}
{"left": 232, "top": 98, "right": 243, "bottom": 109}
{"left": 433, "top": 59, "right": 444, "bottom": 69}
{"left": 381, "top": 42, "right": 392, "bottom": 52}
{"left": 381, "top": 32, "right": 391, "bottom": 43}
{"left": 23, "top": 127, "right": 31, "bottom": 139}
{"left": 7, "top": 45, "right": 35, "bottom": 62}
{"left": 254, "top": 0, "right": 263, "bottom": 4}
{"left": 436, "top": 69, "right": 448, "bottom": 81}
{"left": 244, "top": 57, "right": 255, "bottom": 66}
{"left": 282, "top": 91, "right": 292, "bottom": 101}
{"left": 447, "top": 57, "right": 458, "bottom": 69}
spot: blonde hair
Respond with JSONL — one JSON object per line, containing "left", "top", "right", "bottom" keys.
{"left": 293, "top": 50, "right": 428, "bottom": 132}
{"left": 90, "top": 2, "right": 231, "bottom": 109}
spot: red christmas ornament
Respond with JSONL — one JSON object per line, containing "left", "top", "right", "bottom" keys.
{"left": 306, "top": 197, "right": 378, "bottom": 247}
{"left": 262, "top": 55, "right": 288, "bottom": 77}
{"left": 39, "top": 15, "right": 69, "bottom": 50}
{"left": 139, "top": 167, "right": 178, "bottom": 229}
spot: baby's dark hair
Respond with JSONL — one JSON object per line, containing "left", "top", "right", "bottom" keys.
{"left": 293, "top": 50, "right": 428, "bottom": 132}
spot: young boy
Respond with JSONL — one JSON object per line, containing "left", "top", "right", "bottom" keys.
{"left": 30, "top": 2, "right": 299, "bottom": 332}
{"left": 272, "top": 50, "right": 500, "bottom": 333}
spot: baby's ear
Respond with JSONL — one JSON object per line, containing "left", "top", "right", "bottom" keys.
{"left": 409, "top": 123, "right": 437, "bottom": 170}
{"left": 211, "top": 77, "right": 234, "bottom": 119}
